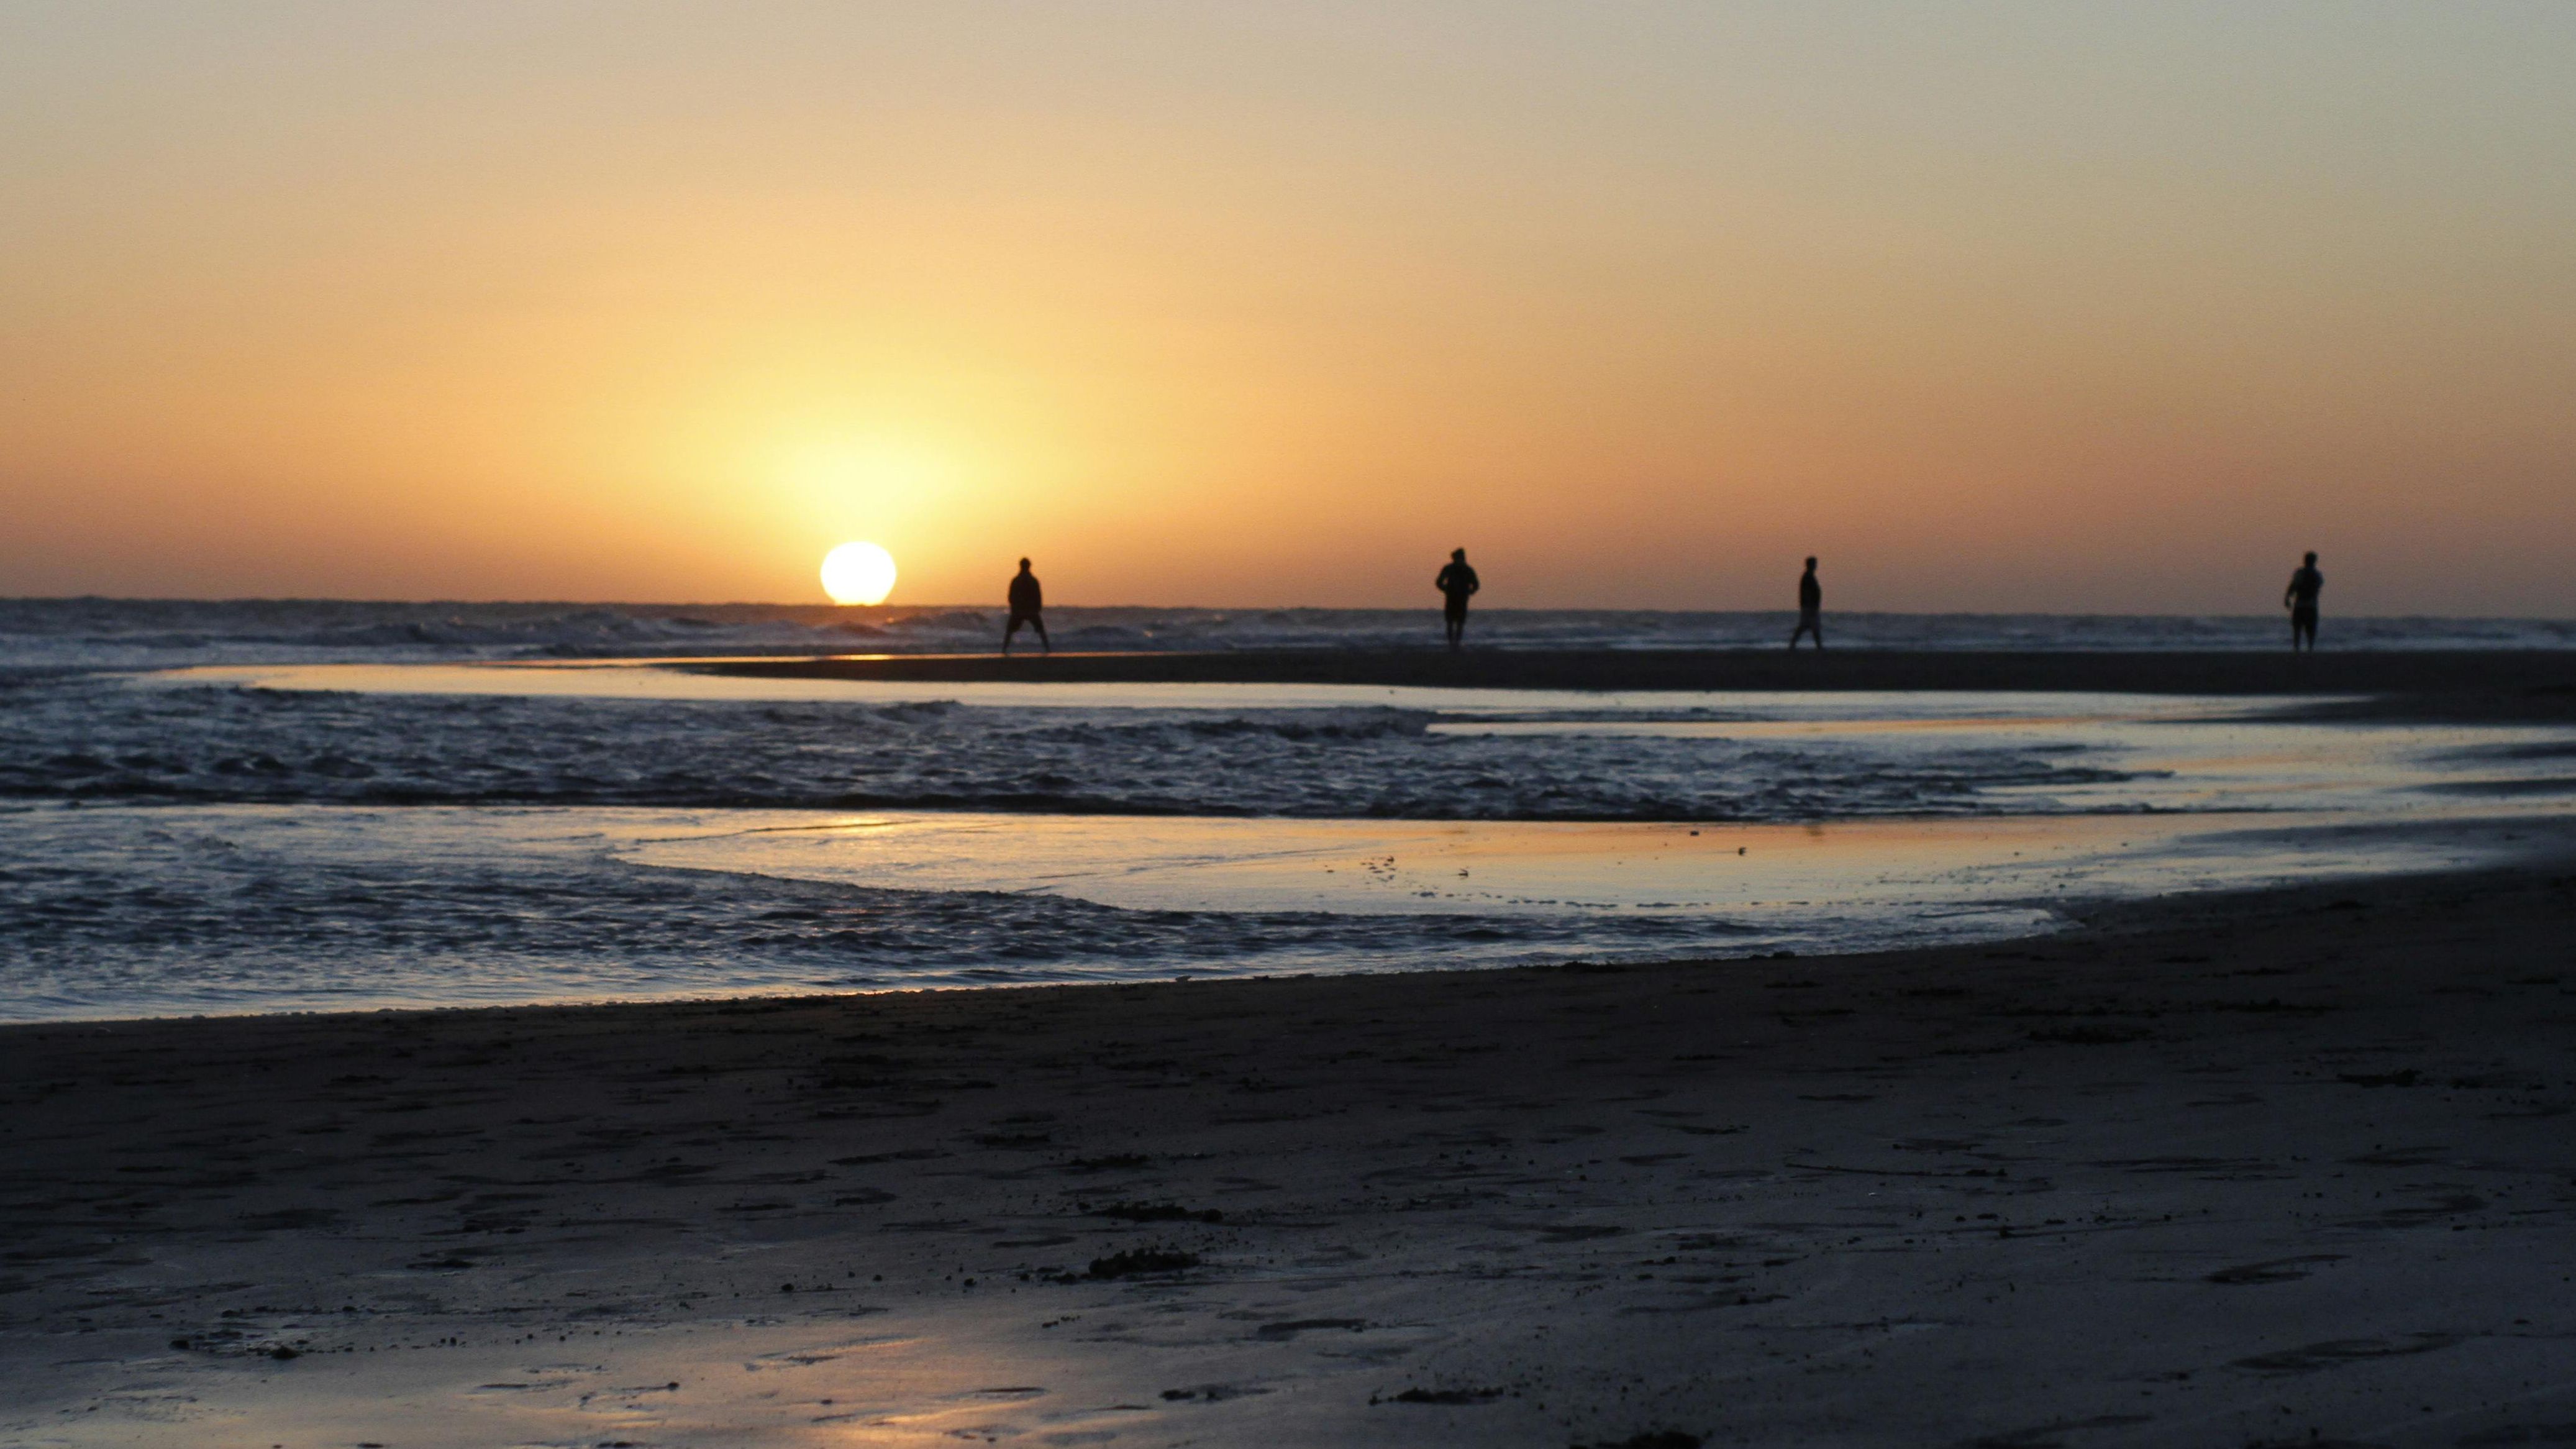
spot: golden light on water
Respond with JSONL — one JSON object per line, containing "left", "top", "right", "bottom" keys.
{"left": 820, "top": 542, "right": 898, "bottom": 606}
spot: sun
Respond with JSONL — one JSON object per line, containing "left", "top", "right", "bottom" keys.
{"left": 819, "top": 541, "right": 898, "bottom": 606}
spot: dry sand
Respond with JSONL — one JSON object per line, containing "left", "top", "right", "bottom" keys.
{"left": 6, "top": 868, "right": 2575, "bottom": 1447}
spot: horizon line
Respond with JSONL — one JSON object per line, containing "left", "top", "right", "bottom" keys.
{"left": 4, "top": 595, "right": 2574, "bottom": 624}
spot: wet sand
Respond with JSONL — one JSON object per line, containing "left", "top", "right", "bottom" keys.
{"left": 7, "top": 868, "right": 2576, "bottom": 1446}
{"left": 699, "top": 647, "right": 2576, "bottom": 712}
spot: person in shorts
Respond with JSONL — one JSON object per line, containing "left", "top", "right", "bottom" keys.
{"left": 1004, "top": 557, "right": 1049, "bottom": 654}
{"left": 2283, "top": 551, "right": 2323, "bottom": 652}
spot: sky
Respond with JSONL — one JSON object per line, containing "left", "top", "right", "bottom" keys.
{"left": 2, "top": 2, "right": 2570, "bottom": 613}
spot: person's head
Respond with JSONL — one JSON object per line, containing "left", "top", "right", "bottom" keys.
{"left": 1805, "top": 556, "right": 1817, "bottom": 570}
{"left": 2304, "top": 551, "right": 2318, "bottom": 566}
{"left": 1451, "top": 547, "right": 1465, "bottom": 562}
{"left": 1018, "top": 557, "right": 1032, "bottom": 572}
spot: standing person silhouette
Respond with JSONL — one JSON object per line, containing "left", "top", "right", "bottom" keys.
{"left": 1788, "top": 556, "right": 1824, "bottom": 650}
{"left": 2284, "top": 551, "right": 2323, "bottom": 652}
{"left": 1435, "top": 548, "right": 1480, "bottom": 651}
{"left": 1003, "top": 557, "right": 1049, "bottom": 655}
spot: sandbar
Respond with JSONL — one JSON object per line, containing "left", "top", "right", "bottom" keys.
{"left": 698, "top": 647, "right": 2576, "bottom": 714}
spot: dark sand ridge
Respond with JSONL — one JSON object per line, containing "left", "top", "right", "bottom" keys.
{"left": 6, "top": 862, "right": 2575, "bottom": 1446}
{"left": 693, "top": 647, "right": 2576, "bottom": 714}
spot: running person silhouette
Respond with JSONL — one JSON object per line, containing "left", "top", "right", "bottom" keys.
{"left": 1435, "top": 549, "right": 1480, "bottom": 651}
{"left": 2283, "top": 551, "right": 2323, "bottom": 652}
{"left": 1003, "top": 557, "right": 1049, "bottom": 654}
{"left": 1788, "top": 557, "right": 1824, "bottom": 650}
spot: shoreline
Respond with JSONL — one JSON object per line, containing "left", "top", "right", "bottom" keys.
{"left": 694, "top": 646, "right": 2576, "bottom": 708}
{"left": 8, "top": 864, "right": 2576, "bottom": 1445}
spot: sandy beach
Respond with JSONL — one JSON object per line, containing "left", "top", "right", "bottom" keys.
{"left": 17, "top": 1, "right": 2576, "bottom": 1443}
{"left": 698, "top": 647, "right": 2576, "bottom": 712}
{"left": 7, "top": 863, "right": 2574, "bottom": 1447}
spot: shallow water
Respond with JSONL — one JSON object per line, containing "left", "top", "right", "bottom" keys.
{"left": 2, "top": 799, "right": 2556, "bottom": 1022}
{"left": 6, "top": 654, "right": 2575, "bottom": 1020}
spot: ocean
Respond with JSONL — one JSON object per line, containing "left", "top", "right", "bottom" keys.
{"left": 7, "top": 597, "right": 2575, "bottom": 669}
{"left": 6, "top": 598, "right": 2574, "bottom": 1021}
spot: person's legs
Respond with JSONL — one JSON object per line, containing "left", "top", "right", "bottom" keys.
{"left": 1444, "top": 608, "right": 1465, "bottom": 649}
{"left": 2294, "top": 613, "right": 2317, "bottom": 652}
{"left": 1032, "top": 616, "right": 1050, "bottom": 653}
{"left": 1003, "top": 616, "right": 1019, "bottom": 654}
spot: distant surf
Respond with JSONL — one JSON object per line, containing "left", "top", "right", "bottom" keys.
{"left": 6, "top": 597, "right": 2574, "bottom": 670}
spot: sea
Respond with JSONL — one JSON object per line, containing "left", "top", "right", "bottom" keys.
{"left": 7, "top": 598, "right": 2575, "bottom": 1022}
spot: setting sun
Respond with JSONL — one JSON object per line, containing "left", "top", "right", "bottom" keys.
{"left": 819, "top": 541, "right": 897, "bottom": 606}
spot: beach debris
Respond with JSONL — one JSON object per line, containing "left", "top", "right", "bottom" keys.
{"left": 1063, "top": 1153, "right": 1152, "bottom": 1173}
{"left": 1160, "top": 1383, "right": 1268, "bottom": 1402}
{"left": 831, "top": 1148, "right": 948, "bottom": 1165}
{"left": 2206, "top": 1255, "right": 2347, "bottom": 1285}
{"left": 1378, "top": 1386, "right": 1502, "bottom": 1406}
{"left": 2232, "top": 1332, "right": 2459, "bottom": 1375}
{"left": 1255, "top": 1317, "right": 1367, "bottom": 1339}
{"left": 1084, "top": 1200, "right": 1223, "bottom": 1223}
{"left": 1081, "top": 1248, "right": 1201, "bottom": 1279}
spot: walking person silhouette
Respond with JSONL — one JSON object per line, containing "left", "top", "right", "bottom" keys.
{"left": 1003, "top": 557, "right": 1049, "bottom": 654}
{"left": 1435, "top": 549, "right": 1480, "bottom": 651}
{"left": 2284, "top": 551, "right": 2323, "bottom": 652}
{"left": 1788, "top": 557, "right": 1824, "bottom": 650}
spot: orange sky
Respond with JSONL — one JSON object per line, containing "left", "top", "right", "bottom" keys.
{"left": 3, "top": 4, "right": 2571, "bottom": 613}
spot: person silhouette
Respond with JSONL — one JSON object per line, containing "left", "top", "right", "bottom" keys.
{"left": 1789, "top": 557, "right": 1824, "bottom": 650}
{"left": 2284, "top": 551, "right": 2323, "bottom": 652}
{"left": 1003, "top": 558, "right": 1049, "bottom": 655}
{"left": 1435, "top": 548, "right": 1480, "bottom": 651}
